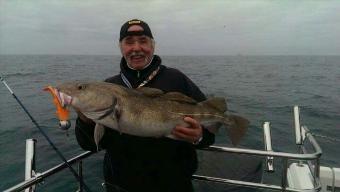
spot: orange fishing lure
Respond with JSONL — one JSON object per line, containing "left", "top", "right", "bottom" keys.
{"left": 44, "top": 86, "right": 70, "bottom": 128}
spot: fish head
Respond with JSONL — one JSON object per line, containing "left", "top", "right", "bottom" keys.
{"left": 55, "top": 81, "right": 117, "bottom": 113}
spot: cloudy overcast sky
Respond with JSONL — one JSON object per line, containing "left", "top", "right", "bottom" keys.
{"left": 0, "top": 0, "right": 339, "bottom": 55}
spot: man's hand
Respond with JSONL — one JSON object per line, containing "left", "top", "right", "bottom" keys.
{"left": 172, "top": 117, "right": 203, "bottom": 144}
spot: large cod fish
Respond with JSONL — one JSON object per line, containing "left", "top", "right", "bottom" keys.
{"left": 51, "top": 82, "right": 249, "bottom": 149}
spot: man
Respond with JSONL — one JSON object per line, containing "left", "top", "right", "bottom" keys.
{"left": 75, "top": 19, "right": 215, "bottom": 192}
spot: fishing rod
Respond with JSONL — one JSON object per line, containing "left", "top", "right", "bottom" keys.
{"left": 0, "top": 76, "right": 92, "bottom": 192}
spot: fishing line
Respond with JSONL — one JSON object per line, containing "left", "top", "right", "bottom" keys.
{"left": 0, "top": 76, "right": 92, "bottom": 192}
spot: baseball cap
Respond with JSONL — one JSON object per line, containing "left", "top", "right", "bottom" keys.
{"left": 119, "top": 19, "right": 154, "bottom": 41}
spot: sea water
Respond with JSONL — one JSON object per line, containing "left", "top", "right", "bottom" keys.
{"left": 0, "top": 55, "right": 339, "bottom": 191}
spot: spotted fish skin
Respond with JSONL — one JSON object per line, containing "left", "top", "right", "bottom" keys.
{"left": 54, "top": 81, "right": 249, "bottom": 148}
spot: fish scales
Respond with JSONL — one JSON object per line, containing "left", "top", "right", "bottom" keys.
{"left": 51, "top": 81, "right": 249, "bottom": 149}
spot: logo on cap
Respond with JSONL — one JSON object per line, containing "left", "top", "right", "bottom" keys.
{"left": 128, "top": 20, "right": 141, "bottom": 25}
{"left": 119, "top": 19, "right": 154, "bottom": 41}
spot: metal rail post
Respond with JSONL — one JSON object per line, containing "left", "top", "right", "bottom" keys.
{"left": 264, "top": 122, "right": 274, "bottom": 172}
{"left": 25, "top": 139, "right": 36, "bottom": 192}
{"left": 77, "top": 161, "right": 84, "bottom": 192}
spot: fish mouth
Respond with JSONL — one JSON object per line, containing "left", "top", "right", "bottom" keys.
{"left": 55, "top": 88, "right": 73, "bottom": 107}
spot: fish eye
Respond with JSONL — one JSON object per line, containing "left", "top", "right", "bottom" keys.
{"left": 77, "top": 84, "right": 86, "bottom": 90}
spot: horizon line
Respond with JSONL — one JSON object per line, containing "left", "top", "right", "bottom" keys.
{"left": 1, "top": 54, "right": 340, "bottom": 57}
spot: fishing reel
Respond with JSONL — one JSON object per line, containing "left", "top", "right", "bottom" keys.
{"left": 59, "top": 120, "right": 71, "bottom": 130}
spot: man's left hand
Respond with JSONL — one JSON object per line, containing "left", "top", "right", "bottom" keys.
{"left": 172, "top": 117, "right": 203, "bottom": 144}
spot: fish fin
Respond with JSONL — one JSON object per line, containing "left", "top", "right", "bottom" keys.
{"left": 204, "top": 122, "right": 223, "bottom": 134}
{"left": 200, "top": 97, "right": 227, "bottom": 112}
{"left": 114, "top": 98, "right": 120, "bottom": 119}
{"left": 94, "top": 123, "right": 105, "bottom": 151}
{"left": 137, "top": 87, "right": 164, "bottom": 97}
{"left": 162, "top": 92, "right": 197, "bottom": 104}
{"left": 96, "top": 108, "right": 114, "bottom": 120}
{"left": 112, "top": 98, "right": 122, "bottom": 133}
{"left": 226, "top": 115, "right": 249, "bottom": 146}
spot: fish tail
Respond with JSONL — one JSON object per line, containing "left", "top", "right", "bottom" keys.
{"left": 224, "top": 115, "right": 249, "bottom": 146}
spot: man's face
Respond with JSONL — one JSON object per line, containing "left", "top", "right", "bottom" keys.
{"left": 120, "top": 25, "right": 154, "bottom": 70}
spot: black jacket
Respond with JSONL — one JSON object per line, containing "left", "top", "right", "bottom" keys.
{"left": 75, "top": 55, "right": 215, "bottom": 192}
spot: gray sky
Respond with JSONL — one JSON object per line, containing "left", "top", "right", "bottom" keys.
{"left": 0, "top": 0, "right": 339, "bottom": 55}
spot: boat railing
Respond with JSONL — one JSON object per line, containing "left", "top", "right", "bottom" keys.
{"left": 4, "top": 106, "right": 322, "bottom": 192}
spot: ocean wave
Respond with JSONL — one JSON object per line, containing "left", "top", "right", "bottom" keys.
{"left": 1, "top": 55, "right": 339, "bottom": 190}
{"left": 309, "top": 93, "right": 332, "bottom": 101}
{"left": 4, "top": 71, "right": 45, "bottom": 78}
{"left": 303, "top": 106, "right": 338, "bottom": 120}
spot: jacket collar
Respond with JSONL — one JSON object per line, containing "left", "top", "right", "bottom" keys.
{"left": 120, "top": 55, "right": 162, "bottom": 88}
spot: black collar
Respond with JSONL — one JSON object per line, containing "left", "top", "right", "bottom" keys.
{"left": 120, "top": 55, "right": 163, "bottom": 88}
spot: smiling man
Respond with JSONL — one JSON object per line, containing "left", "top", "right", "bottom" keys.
{"left": 119, "top": 20, "right": 155, "bottom": 70}
{"left": 75, "top": 19, "right": 215, "bottom": 192}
